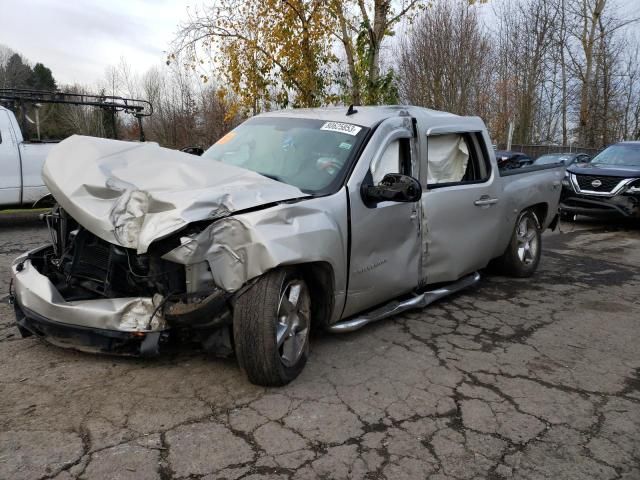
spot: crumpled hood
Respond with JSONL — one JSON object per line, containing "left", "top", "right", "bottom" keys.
{"left": 42, "top": 135, "right": 309, "bottom": 253}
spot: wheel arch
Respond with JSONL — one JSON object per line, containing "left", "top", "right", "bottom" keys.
{"left": 490, "top": 207, "right": 542, "bottom": 278}
{"left": 295, "top": 261, "right": 335, "bottom": 331}
{"left": 493, "top": 204, "right": 545, "bottom": 262}
{"left": 526, "top": 202, "right": 548, "bottom": 228}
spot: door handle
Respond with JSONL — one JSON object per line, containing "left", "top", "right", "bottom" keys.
{"left": 474, "top": 197, "right": 499, "bottom": 206}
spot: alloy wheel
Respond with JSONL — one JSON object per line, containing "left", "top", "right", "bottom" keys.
{"left": 276, "top": 280, "right": 310, "bottom": 367}
{"left": 516, "top": 216, "right": 539, "bottom": 265}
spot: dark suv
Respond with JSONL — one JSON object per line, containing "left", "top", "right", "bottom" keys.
{"left": 560, "top": 142, "right": 640, "bottom": 219}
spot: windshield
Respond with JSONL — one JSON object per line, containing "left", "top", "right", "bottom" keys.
{"left": 535, "top": 154, "right": 572, "bottom": 165}
{"left": 591, "top": 144, "right": 640, "bottom": 168}
{"left": 202, "top": 116, "right": 369, "bottom": 194}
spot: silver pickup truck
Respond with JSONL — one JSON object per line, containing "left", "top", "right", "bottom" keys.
{"left": 10, "top": 106, "right": 563, "bottom": 386}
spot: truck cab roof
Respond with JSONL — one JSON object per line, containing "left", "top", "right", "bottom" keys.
{"left": 260, "top": 105, "right": 486, "bottom": 133}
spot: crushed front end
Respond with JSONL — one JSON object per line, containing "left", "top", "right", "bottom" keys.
{"left": 11, "top": 206, "right": 233, "bottom": 356}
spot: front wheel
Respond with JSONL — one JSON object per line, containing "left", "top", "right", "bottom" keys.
{"left": 233, "top": 268, "right": 311, "bottom": 386}
{"left": 495, "top": 210, "right": 542, "bottom": 278}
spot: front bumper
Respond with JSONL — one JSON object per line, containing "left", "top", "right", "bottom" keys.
{"left": 11, "top": 245, "right": 169, "bottom": 355}
{"left": 560, "top": 191, "right": 640, "bottom": 218}
{"left": 14, "top": 302, "right": 166, "bottom": 356}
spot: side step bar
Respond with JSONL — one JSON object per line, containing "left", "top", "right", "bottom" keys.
{"left": 328, "top": 272, "right": 481, "bottom": 333}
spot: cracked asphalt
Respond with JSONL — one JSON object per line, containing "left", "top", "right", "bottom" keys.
{"left": 1, "top": 212, "right": 639, "bottom": 480}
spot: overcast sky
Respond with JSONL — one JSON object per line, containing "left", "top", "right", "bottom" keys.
{"left": 0, "top": 0, "right": 188, "bottom": 86}
{"left": 1, "top": 0, "right": 639, "bottom": 88}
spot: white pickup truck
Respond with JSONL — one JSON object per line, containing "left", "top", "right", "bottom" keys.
{"left": 0, "top": 106, "right": 53, "bottom": 208}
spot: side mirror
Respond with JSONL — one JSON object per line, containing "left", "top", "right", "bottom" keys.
{"left": 181, "top": 146, "right": 204, "bottom": 156}
{"left": 362, "top": 173, "right": 422, "bottom": 205}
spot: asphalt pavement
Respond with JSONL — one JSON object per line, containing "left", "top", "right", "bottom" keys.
{"left": 0, "top": 211, "right": 638, "bottom": 480}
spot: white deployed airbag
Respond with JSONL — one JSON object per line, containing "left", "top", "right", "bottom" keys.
{"left": 427, "top": 134, "right": 469, "bottom": 184}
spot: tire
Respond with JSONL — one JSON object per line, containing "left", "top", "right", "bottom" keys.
{"left": 233, "top": 268, "right": 311, "bottom": 386}
{"left": 495, "top": 210, "right": 542, "bottom": 278}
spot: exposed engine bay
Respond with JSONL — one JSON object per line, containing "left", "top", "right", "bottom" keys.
{"left": 40, "top": 205, "right": 186, "bottom": 301}
{"left": 13, "top": 205, "right": 234, "bottom": 356}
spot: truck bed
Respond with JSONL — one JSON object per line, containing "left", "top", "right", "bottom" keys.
{"left": 499, "top": 162, "right": 564, "bottom": 231}
{"left": 499, "top": 162, "right": 565, "bottom": 177}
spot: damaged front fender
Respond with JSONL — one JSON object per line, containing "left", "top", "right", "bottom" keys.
{"left": 161, "top": 193, "right": 349, "bottom": 320}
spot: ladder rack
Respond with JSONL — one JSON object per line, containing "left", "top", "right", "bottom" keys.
{"left": 0, "top": 88, "right": 153, "bottom": 141}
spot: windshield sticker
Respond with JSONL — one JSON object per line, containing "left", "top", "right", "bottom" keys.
{"left": 215, "top": 131, "right": 236, "bottom": 145}
{"left": 339, "top": 142, "right": 353, "bottom": 150}
{"left": 321, "top": 121, "right": 362, "bottom": 136}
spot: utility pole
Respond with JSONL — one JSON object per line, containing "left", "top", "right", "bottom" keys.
{"left": 34, "top": 103, "right": 41, "bottom": 141}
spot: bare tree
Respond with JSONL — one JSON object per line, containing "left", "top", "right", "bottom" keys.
{"left": 5, "top": 0, "right": 639, "bottom": 151}
{"left": 571, "top": 0, "right": 608, "bottom": 144}
{"left": 332, "top": 0, "right": 426, "bottom": 105}
{"left": 400, "top": 0, "right": 639, "bottom": 148}
{"left": 396, "top": 1, "right": 491, "bottom": 116}
{"left": 54, "top": 84, "right": 109, "bottom": 138}
{"left": 495, "top": 0, "right": 559, "bottom": 144}
{"left": 620, "top": 44, "right": 640, "bottom": 139}
{"left": 0, "top": 44, "right": 17, "bottom": 88}
{"left": 137, "top": 61, "right": 241, "bottom": 149}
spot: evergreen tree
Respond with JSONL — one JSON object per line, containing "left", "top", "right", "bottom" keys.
{"left": 31, "top": 63, "right": 56, "bottom": 90}
{"left": 4, "top": 53, "right": 33, "bottom": 88}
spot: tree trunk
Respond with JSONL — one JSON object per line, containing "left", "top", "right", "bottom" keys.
{"left": 599, "top": 23, "right": 610, "bottom": 145}
{"left": 560, "top": 0, "right": 568, "bottom": 145}
{"left": 578, "top": 0, "right": 606, "bottom": 145}
{"left": 335, "top": 2, "right": 361, "bottom": 105}
{"left": 359, "top": 0, "right": 390, "bottom": 104}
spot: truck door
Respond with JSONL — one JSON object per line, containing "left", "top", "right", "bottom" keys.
{"left": 0, "top": 109, "right": 21, "bottom": 205}
{"left": 343, "top": 116, "right": 422, "bottom": 318}
{"left": 421, "top": 131, "right": 501, "bottom": 284}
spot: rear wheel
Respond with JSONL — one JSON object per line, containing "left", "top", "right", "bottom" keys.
{"left": 233, "top": 268, "right": 311, "bottom": 386}
{"left": 495, "top": 210, "right": 541, "bottom": 278}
